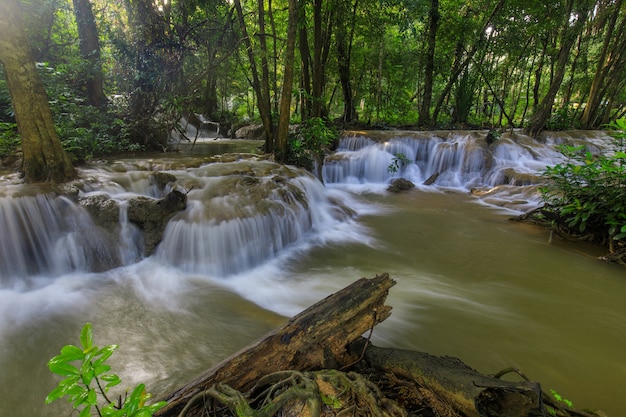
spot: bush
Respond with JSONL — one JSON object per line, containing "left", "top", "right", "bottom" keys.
{"left": 540, "top": 119, "right": 626, "bottom": 250}
{"left": 283, "top": 117, "right": 338, "bottom": 170}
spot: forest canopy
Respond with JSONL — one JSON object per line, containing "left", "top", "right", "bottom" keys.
{"left": 0, "top": 0, "right": 625, "bottom": 161}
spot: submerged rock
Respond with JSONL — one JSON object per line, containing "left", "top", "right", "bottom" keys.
{"left": 387, "top": 178, "right": 415, "bottom": 193}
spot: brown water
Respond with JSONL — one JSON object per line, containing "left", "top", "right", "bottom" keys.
{"left": 1, "top": 136, "right": 625, "bottom": 416}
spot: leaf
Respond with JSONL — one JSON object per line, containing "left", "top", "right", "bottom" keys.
{"left": 94, "top": 364, "right": 111, "bottom": 376}
{"left": 60, "top": 345, "right": 85, "bottom": 362}
{"left": 48, "top": 361, "right": 80, "bottom": 377}
{"left": 93, "top": 344, "right": 118, "bottom": 367}
{"left": 78, "top": 405, "right": 92, "bottom": 417}
{"left": 80, "top": 323, "right": 94, "bottom": 351}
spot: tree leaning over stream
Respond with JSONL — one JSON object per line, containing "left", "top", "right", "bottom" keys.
{"left": 0, "top": 0, "right": 75, "bottom": 183}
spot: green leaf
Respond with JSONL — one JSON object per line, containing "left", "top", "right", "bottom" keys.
{"left": 93, "top": 344, "right": 118, "bottom": 367}
{"left": 78, "top": 405, "right": 92, "bottom": 417}
{"left": 60, "top": 345, "right": 85, "bottom": 362}
{"left": 80, "top": 323, "right": 94, "bottom": 351}
{"left": 101, "top": 374, "right": 122, "bottom": 390}
{"left": 48, "top": 361, "right": 80, "bottom": 377}
{"left": 94, "top": 364, "right": 111, "bottom": 376}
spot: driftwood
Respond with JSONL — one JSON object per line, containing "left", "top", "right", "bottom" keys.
{"left": 348, "top": 339, "right": 543, "bottom": 417}
{"left": 155, "top": 273, "right": 395, "bottom": 417}
{"left": 154, "top": 273, "right": 603, "bottom": 417}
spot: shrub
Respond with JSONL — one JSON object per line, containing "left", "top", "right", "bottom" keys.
{"left": 283, "top": 117, "right": 338, "bottom": 170}
{"left": 540, "top": 119, "right": 626, "bottom": 250}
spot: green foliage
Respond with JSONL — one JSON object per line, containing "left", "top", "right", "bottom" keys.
{"left": 550, "top": 389, "right": 574, "bottom": 408}
{"left": 544, "top": 107, "right": 580, "bottom": 131}
{"left": 284, "top": 117, "right": 338, "bottom": 169}
{"left": 46, "top": 323, "right": 166, "bottom": 417}
{"left": 541, "top": 119, "right": 626, "bottom": 246}
{"left": 0, "top": 122, "right": 19, "bottom": 157}
{"left": 387, "top": 153, "right": 412, "bottom": 177}
{"left": 36, "top": 63, "right": 139, "bottom": 162}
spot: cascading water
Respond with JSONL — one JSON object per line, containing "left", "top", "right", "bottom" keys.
{"left": 323, "top": 130, "right": 614, "bottom": 211}
{"left": 155, "top": 161, "right": 354, "bottom": 276}
{"left": 0, "top": 194, "right": 124, "bottom": 283}
{"left": 0, "top": 159, "right": 355, "bottom": 286}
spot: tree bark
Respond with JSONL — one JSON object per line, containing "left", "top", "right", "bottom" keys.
{"left": 155, "top": 273, "right": 396, "bottom": 417}
{"left": 72, "top": 0, "right": 107, "bottom": 108}
{"left": 0, "top": 0, "right": 76, "bottom": 183}
{"left": 350, "top": 339, "right": 544, "bottom": 417}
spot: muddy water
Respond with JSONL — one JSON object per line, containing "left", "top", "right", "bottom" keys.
{"left": 1, "top": 137, "right": 625, "bottom": 416}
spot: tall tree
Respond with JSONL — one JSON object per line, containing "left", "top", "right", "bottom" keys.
{"left": 72, "top": 0, "right": 107, "bottom": 107}
{"left": 417, "top": 0, "right": 439, "bottom": 126}
{"left": 233, "top": 0, "right": 273, "bottom": 150}
{"left": 580, "top": 0, "right": 626, "bottom": 128}
{"left": 526, "top": 0, "right": 591, "bottom": 137}
{"left": 336, "top": 0, "right": 359, "bottom": 124}
{"left": 276, "top": 0, "right": 299, "bottom": 156}
{"left": 0, "top": 0, "right": 75, "bottom": 182}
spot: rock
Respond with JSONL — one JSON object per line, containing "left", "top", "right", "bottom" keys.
{"left": 127, "top": 190, "right": 187, "bottom": 255}
{"left": 234, "top": 124, "right": 267, "bottom": 140}
{"left": 387, "top": 178, "right": 415, "bottom": 193}
{"left": 423, "top": 172, "right": 439, "bottom": 186}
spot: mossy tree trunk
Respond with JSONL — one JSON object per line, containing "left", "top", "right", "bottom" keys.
{"left": 0, "top": 0, "right": 76, "bottom": 183}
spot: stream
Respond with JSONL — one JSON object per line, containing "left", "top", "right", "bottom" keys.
{"left": 0, "top": 130, "right": 625, "bottom": 416}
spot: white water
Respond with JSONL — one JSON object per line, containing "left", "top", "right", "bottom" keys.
{"left": 0, "top": 133, "right": 624, "bottom": 417}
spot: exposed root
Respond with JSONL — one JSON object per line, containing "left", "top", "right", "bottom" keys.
{"left": 177, "top": 369, "right": 409, "bottom": 417}
{"left": 493, "top": 368, "right": 607, "bottom": 417}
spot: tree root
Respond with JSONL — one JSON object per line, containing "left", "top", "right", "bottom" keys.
{"left": 177, "top": 369, "right": 408, "bottom": 417}
{"left": 493, "top": 368, "right": 607, "bottom": 417}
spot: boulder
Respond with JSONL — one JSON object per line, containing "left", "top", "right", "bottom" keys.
{"left": 387, "top": 178, "right": 415, "bottom": 193}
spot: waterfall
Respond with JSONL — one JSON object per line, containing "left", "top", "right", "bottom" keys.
{"left": 0, "top": 194, "right": 122, "bottom": 284}
{"left": 0, "top": 131, "right": 613, "bottom": 283}
{"left": 322, "top": 130, "right": 615, "bottom": 209}
{"left": 155, "top": 163, "right": 354, "bottom": 277}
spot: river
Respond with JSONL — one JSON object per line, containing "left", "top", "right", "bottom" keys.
{"left": 0, "top": 131, "right": 624, "bottom": 416}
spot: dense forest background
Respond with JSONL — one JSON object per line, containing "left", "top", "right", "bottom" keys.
{"left": 0, "top": 0, "right": 625, "bottom": 166}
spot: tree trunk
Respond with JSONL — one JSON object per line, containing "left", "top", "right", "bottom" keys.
{"left": 155, "top": 273, "right": 396, "bottom": 417}
{"left": 0, "top": 0, "right": 76, "bottom": 183}
{"left": 431, "top": 0, "right": 505, "bottom": 124}
{"left": 350, "top": 339, "right": 544, "bottom": 417}
{"left": 417, "top": 0, "right": 439, "bottom": 127}
{"left": 298, "top": 2, "right": 312, "bottom": 121}
{"left": 72, "top": 0, "right": 107, "bottom": 108}
{"left": 233, "top": 0, "right": 273, "bottom": 151}
{"left": 580, "top": 0, "right": 625, "bottom": 128}
{"left": 336, "top": 0, "right": 358, "bottom": 124}
{"left": 526, "top": 0, "right": 590, "bottom": 137}
{"left": 275, "top": 0, "right": 298, "bottom": 156}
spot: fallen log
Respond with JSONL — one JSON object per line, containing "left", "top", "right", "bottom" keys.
{"left": 348, "top": 338, "right": 544, "bottom": 417}
{"left": 155, "top": 273, "right": 395, "bottom": 417}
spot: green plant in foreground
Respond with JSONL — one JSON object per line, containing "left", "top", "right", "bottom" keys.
{"left": 46, "top": 323, "right": 166, "bottom": 417}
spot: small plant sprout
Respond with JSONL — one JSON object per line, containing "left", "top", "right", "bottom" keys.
{"left": 45, "top": 323, "right": 167, "bottom": 417}
{"left": 387, "top": 152, "right": 412, "bottom": 177}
